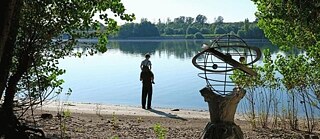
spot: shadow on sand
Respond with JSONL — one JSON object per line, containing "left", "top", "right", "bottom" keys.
{"left": 148, "top": 109, "right": 187, "bottom": 121}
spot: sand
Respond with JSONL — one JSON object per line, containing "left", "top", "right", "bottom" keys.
{"left": 38, "top": 101, "right": 213, "bottom": 119}
{"left": 20, "top": 101, "right": 320, "bottom": 139}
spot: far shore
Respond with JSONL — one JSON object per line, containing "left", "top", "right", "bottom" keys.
{"left": 75, "top": 38, "right": 271, "bottom": 43}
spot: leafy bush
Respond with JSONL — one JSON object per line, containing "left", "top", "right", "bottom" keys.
{"left": 153, "top": 123, "right": 167, "bottom": 139}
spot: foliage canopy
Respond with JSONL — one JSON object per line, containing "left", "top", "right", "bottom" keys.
{"left": 0, "top": 0, "right": 134, "bottom": 137}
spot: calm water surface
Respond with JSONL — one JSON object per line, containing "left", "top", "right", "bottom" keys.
{"left": 58, "top": 40, "right": 278, "bottom": 110}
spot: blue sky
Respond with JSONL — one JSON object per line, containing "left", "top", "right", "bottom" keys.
{"left": 120, "top": 0, "right": 257, "bottom": 24}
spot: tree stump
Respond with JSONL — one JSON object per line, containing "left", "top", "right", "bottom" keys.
{"left": 200, "top": 87, "right": 246, "bottom": 139}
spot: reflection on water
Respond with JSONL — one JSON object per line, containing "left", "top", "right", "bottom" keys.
{"left": 108, "top": 40, "right": 206, "bottom": 59}
{"left": 59, "top": 39, "right": 278, "bottom": 110}
{"left": 106, "top": 40, "right": 278, "bottom": 59}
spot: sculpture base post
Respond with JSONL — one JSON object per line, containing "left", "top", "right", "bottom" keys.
{"left": 200, "top": 87, "right": 246, "bottom": 139}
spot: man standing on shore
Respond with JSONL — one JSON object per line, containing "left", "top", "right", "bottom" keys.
{"left": 140, "top": 66, "right": 154, "bottom": 110}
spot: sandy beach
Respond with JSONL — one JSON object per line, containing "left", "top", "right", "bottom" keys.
{"left": 39, "top": 101, "right": 214, "bottom": 119}
{"left": 21, "top": 101, "right": 320, "bottom": 139}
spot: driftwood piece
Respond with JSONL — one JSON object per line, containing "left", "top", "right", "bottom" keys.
{"left": 200, "top": 87, "right": 246, "bottom": 139}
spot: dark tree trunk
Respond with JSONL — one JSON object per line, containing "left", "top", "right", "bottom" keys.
{"left": 0, "top": 0, "right": 29, "bottom": 138}
{"left": 1, "top": 53, "right": 30, "bottom": 138}
{"left": 0, "top": 0, "right": 19, "bottom": 100}
{"left": 0, "top": 42, "right": 14, "bottom": 100}
{"left": 200, "top": 87, "right": 245, "bottom": 139}
{"left": 0, "top": 0, "right": 17, "bottom": 64}
{"left": 0, "top": 19, "right": 17, "bottom": 101}
{"left": 3, "top": 52, "right": 30, "bottom": 110}
{"left": 0, "top": 0, "right": 21, "bottom": 102}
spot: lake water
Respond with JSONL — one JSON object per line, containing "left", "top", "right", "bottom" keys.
{"left": 58, "top": 39, "right": 279, "bottom": 110}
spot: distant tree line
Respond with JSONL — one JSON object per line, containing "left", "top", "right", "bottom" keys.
{"left": 116, "top": 14, "right": 266, "bottom": 39}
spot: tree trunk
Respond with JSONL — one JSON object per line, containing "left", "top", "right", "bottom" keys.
{"left": 0, "top": 0, "right": 28, "bottom": 138}
{"left": 0, "top": 0, "right": 21, "bottom": 102}
{"left": 0, "top": 0, "right": 19, "bottom": 100}
{"left": 200, "top": 87, "right": 245, "bottom": 139}
{"left": 0, "top": 18, "right": 17, "bottom": 100}
{"left": 0, "top": 0, "right": 17, "bottom": 64}
{"left": 0, "top": 50, "right": 31, "bottom": 138}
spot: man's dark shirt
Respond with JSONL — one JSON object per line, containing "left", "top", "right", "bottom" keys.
{"left": 140, "top": 70, "right": 154, "bottom": 86}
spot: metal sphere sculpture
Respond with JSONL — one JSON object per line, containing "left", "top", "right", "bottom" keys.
{"left": 192, "top": 35, "right": 261, "bottom": 95}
